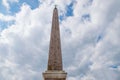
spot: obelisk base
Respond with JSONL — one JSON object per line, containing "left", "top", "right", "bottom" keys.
{"left": 43, "top": 70, "right": 67, "bottom": 80}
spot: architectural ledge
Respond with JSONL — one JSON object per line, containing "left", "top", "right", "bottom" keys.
{"left": 43, "top": 70, "right": 67, "bottom": 78}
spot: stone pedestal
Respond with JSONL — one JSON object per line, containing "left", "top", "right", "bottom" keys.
{"left": 43, "top": 70, "right": 67, "bottom": 80}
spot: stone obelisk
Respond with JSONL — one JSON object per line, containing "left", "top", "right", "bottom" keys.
{"left": 43, "top": 6, "right": 67, "bottom": 80}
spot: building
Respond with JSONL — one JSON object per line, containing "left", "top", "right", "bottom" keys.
{"left": 43, "top": 6, "right": 67, "bottom": 80}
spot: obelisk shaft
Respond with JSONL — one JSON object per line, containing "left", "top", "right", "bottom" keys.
{"left": 43, "top": 7, "right": 67, "bottom": 80}
{"left": 48, "top": 7, "right": 63, "bottom": 70}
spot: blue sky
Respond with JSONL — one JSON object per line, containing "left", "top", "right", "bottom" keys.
{"left": 0, "top": 0, "right": 120, "bottom": 80}
{"left": 0, "top": 0, "right": 40, "bottom": 31}
{"left": 0, "top": 0, "right": 74, "bottom": 31}
{"left": 0, "top": 0, "right": 39, "bottom": 14}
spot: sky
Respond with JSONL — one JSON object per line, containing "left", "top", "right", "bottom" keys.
{"left": 0, "top": 0, "right": 120, "bottom": 80}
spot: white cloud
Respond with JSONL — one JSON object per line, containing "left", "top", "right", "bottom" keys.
{"left": 0, "top": 0, "right": 120, "bottom": 80}
{"left": 2, "top": 0, "right": 9, "bottom": 10}
{"left": 0, "top": 13, "right": 15, "bottom": 21}
{"left": 61, "top": 0, "right": 120, "bottom": 80}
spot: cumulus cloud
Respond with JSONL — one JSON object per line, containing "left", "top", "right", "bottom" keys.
{"left": 0, "top": 0, "right": 120, "bottom": 80}
{"left": 0, "top": 3, "right": 51, "bottom": 80}
{"left": 0, "top": 13, "right": 15, "bottom": 21}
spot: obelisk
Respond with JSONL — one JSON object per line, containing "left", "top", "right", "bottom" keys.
{"left": 43, "top": 6, "right": 67, "bottom": 80}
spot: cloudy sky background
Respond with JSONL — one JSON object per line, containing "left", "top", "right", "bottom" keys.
{"left": 0, "top": 0, "right": 120, "bottom": 80}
